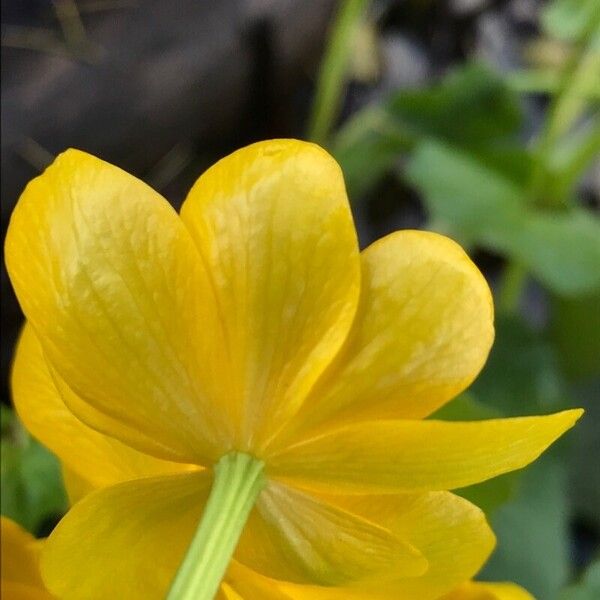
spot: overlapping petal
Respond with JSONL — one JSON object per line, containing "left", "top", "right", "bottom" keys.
{"left": 41, "top": 472, "right": 211, "bottom": 600}
{"left": 5, "top": 149, "right": 232, "bottom": 464}
{"left": 41, "top": 466, "right": 426, "bottom": 595}
{"left": 239, "top": 491, "right": 494, "bottom": 600}
{"left": 222, "top": 563, "right": 293, "bottom": 600}
{"left": 268, "top": 410, "right": 582, "bottom": 493}
{"left": 180, "top": 139, "right": 361, "bottom": 450}
{"left": 235, "top": 480, "right": 425, "bottom": 585}
{"left": 61, "top": 467, "right": 95, "bottom": 504}
{"left": 12, "top": 323, "right": 199, "bottom": 492}
{"left": 274, "top": 230, "right": 494, "bottom": 444}
{"left": 218, "top": 586, "right": 244, "bottom": 600}
{"left": 41, "top": 473, "right": 496, "bottom": 600}
{"left": 332, "top": 492, "right": 496, "bottom": 599}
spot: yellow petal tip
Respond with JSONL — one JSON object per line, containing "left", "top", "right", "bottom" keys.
{"left": 558, "top": 407, "right": 584, "bottom": 426}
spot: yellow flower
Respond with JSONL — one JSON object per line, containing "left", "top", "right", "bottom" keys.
{"left": 6, "top": 139, "right": 580, "bottom": 599}
{"left": 12, "top": 316, "right": 499, "bottom": 600}
{"left": 0, "top": 517, "right": 52, "bottom": 600}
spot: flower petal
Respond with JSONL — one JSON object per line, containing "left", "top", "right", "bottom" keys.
{"left": 273, "top": 230, "right": 493, "bottom": 445}
{"left": 251, "top": 492, "right": 495, "bottom": 600}
{"left": 12, "top": 323, "right": 199, "bottom": 494}
{"left": 0, "top": 582, "right": 52, "bottom": 600}
{"left": 219, "top": 585, "right": 245, "bottom": 600}
{"left": 441, "top": 581, "right": 535, "bottom": 600}
{"left": 180, "top": 139, "right": 360, "bottom": 450}
{"left": 235, "top": 481, "right": 426, "bottom": 585}
{"left": 268, "top": 410, "right": 583, "bottom": 493}
{"left": 0, "top": 517, "right": 44, "bottom": 589}
{"left": 224, "top": 563, "right": 294, "bottom": 600}
{"left": 325, "top": 492, "right": 495, "bottom": 599}
{"left": 61, "top": 467, "right": 94, "bottom": 504}
{"left": 5, "top": 149, "right": 231, "bottom": 463}
{"left": 41, "top": 472, "right": 211, "bottom": 600}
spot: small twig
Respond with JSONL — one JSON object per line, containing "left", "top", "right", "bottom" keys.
{"left": 52, "top": 0, "right": 88, "bottom": 52}
{"left": 306, "top": 0, "right": 371, "bottom": 146}
{"left": 15, "top": 138, "right": 56, "bottom": 173}
{"left": 146, "top": 142, "right": 195, "bottom": 191}
{"left": 1, "top": 26, "right": 70, "bottom": 56}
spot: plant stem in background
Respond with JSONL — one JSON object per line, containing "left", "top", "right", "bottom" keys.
{"left": 498, "top": 262, "right": 528, "bottom": 316}
{"left": 166, "top": 453, "right": 265, "bottom": 600}
{"left": 530, "top": 17, "right": 600, "bottom": 207}
{"left": 307, "top": 0, "right": 370, "bottom": 146}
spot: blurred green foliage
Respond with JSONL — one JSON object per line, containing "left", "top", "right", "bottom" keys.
{"left": 1, "top": 405, "right": 67, "bottom": 535}
{"left": 407, "top": 140, "right": 600, "bottom": 296}
{"left": 335, "top": 63, "right": 526, "bottom": 199}
{"left": 328, "top": 0, "right": 599, "bottom": 596}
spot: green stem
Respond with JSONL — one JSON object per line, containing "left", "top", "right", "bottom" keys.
{"left": 307, "top": 0, "right": 370, "bottom": 145}
{"left": 530, "top": 17, "right": 600, "bottom": 207}
{"left": 498, "top": 261, "right": 527, "bottom": 316}
{"left": 166, "top": 452, "right": 265, "bottom": 600}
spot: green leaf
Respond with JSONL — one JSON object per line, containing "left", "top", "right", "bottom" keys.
{"left": 521, "top": 209, "right": 600, "bottom": 296}
{"left": 569, "top": 379, "right": 600, "bottom": 529}
{"left": 551, "top": 291, "right": 600, "bottom": 381}
{"left": 387, "top": 63, "right": 522, "bottom": 148}
{"left": 333, "top": 106, "right": 411, "bottom": 199}
{"left": 481, "top": 453, "right": 572, "bottom": 599}
{"left": 1, "top": 406, "right": 67, "bottom": 534}
{"left": 456, "top": 472, "right": 519, "bottom": 516}
{"left": 406, "top": 140, "right": 600, "bottom": 296}
{"left": 431, "top": 392, "right": 501, "bottom": 421}
{"left": 472, "top": 314, "right": 571, "bottom": 416}
{"left": 470, "top": 314, "right": 578, "bottom": 594}
{"left": 542, "top": 0, "right": 600, "bottom": 42}
{"left": 333, "top": 63, "right": 525, "bottom": 199}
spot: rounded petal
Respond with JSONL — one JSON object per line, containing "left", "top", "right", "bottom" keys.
{"left": 5, "top": 149, "right": 232, "bottom": 463}
{"left": 12, "top": 323, "right": 200, "bottom": 494}
{"left": 41, "top": 472, "right": 211, "bottom": 600}
{"left": 252, "top": 492, "right": 495, "bottom": 600}
{"left": 328, "top": 493, "right": 495, "bottom": 599}
{"left": 180, "top": 139, "right": 360, "bottom": 451}
{"left": 440, "top": 581, "right": 535, "bottom": 600}
{"left": 0, "top": 517, "right": 44, "bottom": 589}
{"left": 235, "top": 481, "right": 425, "bottom": 585}
{"left": 273, "top": 230, "right": 494, "bottom": 445}
{"left": 268, "top": 410, "right": 583, "bottom": 493}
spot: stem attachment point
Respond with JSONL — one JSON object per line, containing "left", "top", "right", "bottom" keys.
{"left": 167, "top": 452, "right": 265, "bottom": 600}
